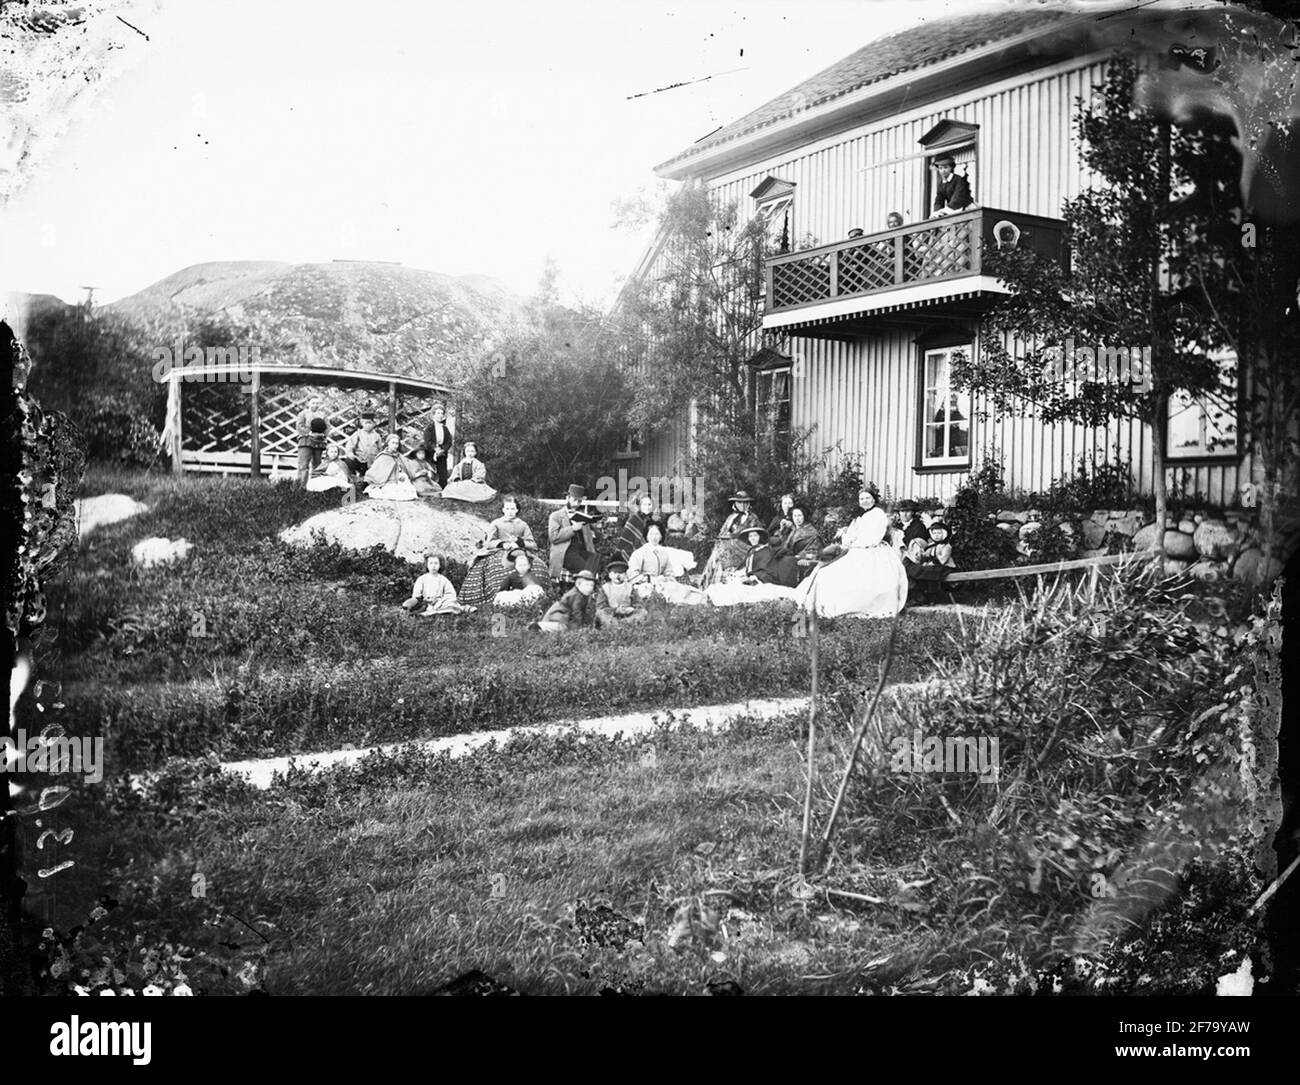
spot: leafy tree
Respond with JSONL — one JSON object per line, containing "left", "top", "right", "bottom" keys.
{"left": 957, "top": 57, "right": 1241, "bottom": 560}
{"left": 462, "top": 265, "right": 631, "bottom": 495}
{"left": 612, "top": 182, "right": 816, "bottom": 518}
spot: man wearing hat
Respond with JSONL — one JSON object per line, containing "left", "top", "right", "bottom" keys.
{"left": 342, "top": 411, "right": 384, "bottom": 481}
{"left": 535, "top": 569, "right": 614, "bottom": 633}
{"left": 548, "top": 483, "right": 601, "bottom": 582}
{"left": 895, "top": 499, "right": 930, "bottom": 554}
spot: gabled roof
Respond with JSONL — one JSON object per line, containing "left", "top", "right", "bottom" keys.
{"left": 655, "top": 6, "right": 1076, "bottom": 175}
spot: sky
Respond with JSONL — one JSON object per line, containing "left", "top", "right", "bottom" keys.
{"left": 1, "top": 0, "right": 997, "bottom": 309}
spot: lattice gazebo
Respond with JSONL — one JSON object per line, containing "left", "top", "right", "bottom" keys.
{"left": 162, "top": 363, "right": 457, "bottom": 475}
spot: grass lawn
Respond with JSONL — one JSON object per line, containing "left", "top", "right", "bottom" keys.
{"left": 45, "top": 719, "right": 931, "bottom": 995}
{"left": 16, "top": 468, "right": 1264, "bottom": 997}
{"left": 41, "top": 468, "right": 967, "bottom": 767}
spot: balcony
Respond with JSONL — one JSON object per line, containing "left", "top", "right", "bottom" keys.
{"left": 762, "top": 207, "right": 1066, "bottom": 337}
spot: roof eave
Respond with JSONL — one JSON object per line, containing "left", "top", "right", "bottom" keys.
{"left": 652, "top": 8, "right": 1128, "bottom": 182}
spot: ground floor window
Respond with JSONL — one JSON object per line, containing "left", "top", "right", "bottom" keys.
{"left": 920, "top": 345, "right": 972, "bottom": 468}
{"left": 755, "top": 366, "right": 792, "bottom": 462}
{"left": 1167, "top": 349, "right": 1239, "bottom": 460}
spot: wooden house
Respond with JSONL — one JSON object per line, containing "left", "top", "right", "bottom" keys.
{"left": 617, "top": 3, "right": 1248, "bottom": 507}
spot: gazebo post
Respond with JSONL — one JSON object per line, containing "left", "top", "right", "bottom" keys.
{"left": 387, "top": 380, "right": 398, "bottom": 437}
{"left": 168, "top": 371, "right": 184, "bottom": 474}
{"left": 249, "top": 370, "right": 262, "bottom": 477}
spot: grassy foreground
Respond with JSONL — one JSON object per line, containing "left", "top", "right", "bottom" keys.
{"left": 14, "top": 469, "right": 1270, "bottom": 996}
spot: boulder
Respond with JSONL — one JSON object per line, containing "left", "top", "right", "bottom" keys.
{"left": 1178, "top": 519, "right": 1196, "bottom": 535}
{"left": 76, "top": 493, "right": 149, "bottom": 537}
{"left": 1163, "top": 558, "right": 1191, "bottom": 576}
{"left": 1131, "top": 523, "right": 1159, "bottom": 551}
{"left": 1193, "top": 520, "right": 1236, "bottom": 560}
{"left": 1090, "top": 510, "right": 1110, "bottom": 525}
{"left": 1132, "top": 523, "right": 1197, "bottom": 558}
{"left": 1232, "top": 548, "right": 1284, "bottom": 585}
{"left": 280, "top": 499, "right": 488, "bottom": 565}
{"left": 1082, "top": 520, "right": 1107, "bottom": 548}
{"left": 1188, "top": 560, "right": 1227, "bottom": 583}
{"left": 1018, "top": 521, "right": 1042, "bottom": 540}
{"left": 1165, "top": 531, "right": 1197, "bottom": 560}
{"left": 132, "top": 536, "right": 193, "bottom": 568}
{"left": 1107, "top": 511, "right": 1144, "bottom": 537}
{"left": 996, "top": 522, "right": 1017, "bottom": 534}
{"left": 1193, "top": 513, "right": 1205, "bottom": 526}
{"left": 997, "top": 510, "right": 1029, "bottom": 524}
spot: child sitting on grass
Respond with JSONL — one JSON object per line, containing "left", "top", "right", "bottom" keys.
{"left": 602, "top": 560, "right": 647, "bottom": 622}
{"left": 401, "top": 554, "right": 476, "bottom": 616}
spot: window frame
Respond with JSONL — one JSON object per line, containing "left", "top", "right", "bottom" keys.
{"left": 1165, "top": 348, "right": 1242, "bottom": 463}
{"left": 754, "top": 363, "right": 793, "bottom": 462}
{"left": 915, "top": 342, "right": 974, "bottom": 473}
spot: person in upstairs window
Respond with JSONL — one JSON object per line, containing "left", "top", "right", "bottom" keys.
{"left": 886, "top": 211, "right": 905, "bottom": 229}
{"left": 930, "top": 154, "right": 973, "bottom": 217}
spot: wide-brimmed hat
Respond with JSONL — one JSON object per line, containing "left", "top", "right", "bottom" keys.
{"left": 573, "top": 569, "right": 597, "bottom": 583}
{"left": 896, "top": 499, "right": 920, "bottom": 512}
{"left": 567, "top": 483, "right": 586, "bottom": 501}
{"left": 742, "top": 525, "right": 769, "bottom": 544}
{"left": 729, "top": 490, "right": 754, "bottom": 504}
{"left": 360, "top": 410, "right": 376, "bottom": 420}
{"left": 928, "top": 520, "right": 952, "bottom": 537}
{"left": 605, "top": 559, "right": 629, "bottom": 574}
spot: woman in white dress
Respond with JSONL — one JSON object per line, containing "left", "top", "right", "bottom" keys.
{"left": 626, "top": 523, "right": 707, "bottom": 606}
{"left": 794, "top": 486, "right": 908, "bottom": 618}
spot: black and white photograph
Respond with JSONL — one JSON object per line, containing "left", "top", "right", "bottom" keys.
{"left": 2, "top": 0, "right": 1298, "bottom": 1052}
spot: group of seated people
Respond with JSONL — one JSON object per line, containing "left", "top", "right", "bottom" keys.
{"left": 701, "top": 488, "right": 958, "bottom": 615}
{"left": 394, "top": 481, "right": 962, "bottom": 628}
{"left": 303, "top": 402, "right": 498, "bottom": 505}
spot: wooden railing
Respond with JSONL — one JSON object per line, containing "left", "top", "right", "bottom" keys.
{"left": 764, "top": 207, "right": 1066, "bottom": 314}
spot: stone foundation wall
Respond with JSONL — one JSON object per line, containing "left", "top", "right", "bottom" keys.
{"left": 917, "top": 504, "right": 1280, "bottom": 584}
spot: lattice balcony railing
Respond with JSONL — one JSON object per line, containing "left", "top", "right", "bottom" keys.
{"left": 764, "top": 207, "right": 1065, "bottom": 316}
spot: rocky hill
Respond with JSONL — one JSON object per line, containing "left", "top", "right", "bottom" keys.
{"left": 105, "top": 260, "right": 532, "bottom": 385}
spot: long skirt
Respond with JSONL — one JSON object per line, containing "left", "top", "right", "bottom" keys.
{"left": 702, "top": 538, "right": 749, "bottom": 586}
{"left": 794, "top": 544, "right": 908, "bottom": 618}
{"left": 441, "top": 480, "right": 498, "bottom": 503}
{"left": 458, "top": 550, "right": 552, "bottom": 607}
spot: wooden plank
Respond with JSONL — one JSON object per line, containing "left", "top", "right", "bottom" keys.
{"left": 945, "top": 551, "right": 1141, "bottom": 583}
